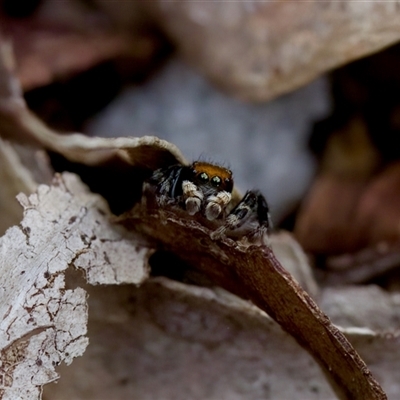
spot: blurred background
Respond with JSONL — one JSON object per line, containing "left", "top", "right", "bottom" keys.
{"left": 3, "top": 0, "right": 400, "bottom": 282}
{"left": 4, "top": 2, "right": 400, "bottom": 399}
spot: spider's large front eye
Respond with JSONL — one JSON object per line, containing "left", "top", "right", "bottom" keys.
{"left": 211, "top": 176, "right": 222, "bottom": 187}
{"left": 199, "top": 172, "right": 209, "bottom": 182}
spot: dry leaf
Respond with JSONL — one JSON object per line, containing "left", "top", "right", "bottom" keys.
{"left": 118, "top": 200, "right": 386, "bottom": 399}
{"left": 2, "top": 1, "right": 154, "bottom": 91}
{"left": 44, "top": 278, "right": 400, "bottom": 399}
{"left": 295, "top": 161, "right": 400, "bottom": 255}
{"left": 0, "top": 173, "right": 151, "bottom": 399}
{"left": 142, "top": 2, "right": 400, "bottom": 101}
{"left": 0, "top": 165, "right": 387, "bottom": 398}
{"left": 44, "top": 278, "right": 337, "bottom": 400}
{"left": 0, "top": 31, "right": 389, "bottom": 400}
{"left": 0, "top": 36, "right": 185, "bottom": 168}
{"left": 320, "top": 285, "right": 400, "bottom": 332}
{"left": 323, "top": 242, "right": 400, "bottom": 285}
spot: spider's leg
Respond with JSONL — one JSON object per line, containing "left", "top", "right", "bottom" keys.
{"left": 211, "top": 190, "right": 271, "bottom": 243}
{"left": 143, "top": 165, "right": 186, "bottom": 207}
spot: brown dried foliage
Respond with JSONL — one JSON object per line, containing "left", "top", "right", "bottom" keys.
{"left": 0, "top": 26, "right": 390, "bottom": 400}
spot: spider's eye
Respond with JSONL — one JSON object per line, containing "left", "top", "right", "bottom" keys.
{"left": 211, "top": 176, "right": 222, "bottom": 187}
{"left": 199, "top": 172, "right": 209, "bottom": 182}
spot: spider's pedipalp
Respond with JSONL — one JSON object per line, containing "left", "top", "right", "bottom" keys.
{"left": 205, "top": 190, "right": 232, "bottom": 220}
{"left": 182, "top": 180, "right": 204, "bottom": 215}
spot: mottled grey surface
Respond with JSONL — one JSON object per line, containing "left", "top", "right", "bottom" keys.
{"left": 86, "top": 60, "right": 330, "bottom": 221}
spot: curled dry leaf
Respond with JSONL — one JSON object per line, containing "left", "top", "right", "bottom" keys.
{"left": 118, "top": 202, "right": 386, "bottom": 399}
{"left": 45, "top": 278, "right": 400, "bottom": 399}
{"left": 295, "top": 161, "right": 400, "bottom": 255}
{"left": 294, "top": 119, "right": 381, "bottom": 255}
{"left": 295, "top": 114, "right": 400, "bottom": 256}
{"left": 294, "top": 173, "right": 367, "bottom": 254}
{"left": 0, "top": 38, "right": 246, "bottom": 215}
{"left": 13, "top": 27, "right": 150, "bottom": 93}
{"left": 142, "top": 1, "right": 400, "bottom": 101}
{"left": 0, "top": 37, "right": 185, "bottom": 169}
{"left": 0, "top": 173, "right": 151, "bottom": 399}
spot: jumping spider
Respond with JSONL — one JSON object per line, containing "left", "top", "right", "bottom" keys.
{"left": 143, "top": 161, "right": 271, "bottom": 244}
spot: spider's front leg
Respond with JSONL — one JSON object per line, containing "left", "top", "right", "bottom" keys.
{"left": 211, "top": 190, "right": 271, "bottom": 245}
{"left": 142, "top": 165, "right": 184, "bottom": 208}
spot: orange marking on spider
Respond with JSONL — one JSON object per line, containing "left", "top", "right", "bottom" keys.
{"left": 192, "top": 162, "right": 233, "bottom": 192}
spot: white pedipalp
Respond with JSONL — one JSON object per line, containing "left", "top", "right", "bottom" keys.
{"left": 205, "top": 191, "right": 231, "bottom": 221}
{"left": 182, "top": 180, "right": 204, "bottom": 215}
